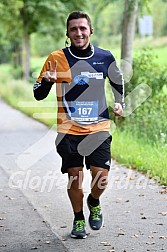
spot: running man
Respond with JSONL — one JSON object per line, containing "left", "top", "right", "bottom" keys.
{"left": 33, "top": 11, "right": 124, "bottom": 239}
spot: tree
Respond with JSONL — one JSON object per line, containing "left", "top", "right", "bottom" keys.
{"left": 87, "top": 0, "right": 121, "bottom": 46}
{"left": 121, "top": 0, "right": 153, "bottom": 63}
{"left": 121, "top": 0, "right": 138, "bottom": 64}
{"left": 0, "top": 0, "right": 23, "bottom": 65}
{"left": 87, "top": 0, "right": 137, "bottom": 62}
{"left": 0, "top": 0, "right": 87, "bottom": 80}
{"left": 88, "top": 0, "right": 152, "bottom": 64}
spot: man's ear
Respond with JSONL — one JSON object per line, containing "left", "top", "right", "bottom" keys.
{"left": 90, "top": 28, "right": 94, "bottom": 35}
{"left": 66, "top": 31, "right": 69, "bottom": 37}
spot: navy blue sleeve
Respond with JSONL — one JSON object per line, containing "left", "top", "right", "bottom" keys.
{"left": 33, "top": 78, "right": 54, "bottom": 100}
{"left": 107, "top": 53, "right": 125, "bottom": 107}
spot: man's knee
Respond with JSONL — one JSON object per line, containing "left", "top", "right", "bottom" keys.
{"left": 67, "top": 167, "right": 83, "bottom": 190}
{"left": 97, "top": 175, "right": 108, "bottom": 189}
{"left": 90, "top": 167, "right": 109, "bottom": 190}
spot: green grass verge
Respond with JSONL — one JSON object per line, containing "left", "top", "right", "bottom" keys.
{"left": 0, "top": 65, "right": 57, "bottom": 128}
{"left": 111, "top": 129, "right": 167, "bottom": 185}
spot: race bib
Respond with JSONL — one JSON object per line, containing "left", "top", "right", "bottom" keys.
{"left": 71, "top": 101, "right": 98, "bottom": 122}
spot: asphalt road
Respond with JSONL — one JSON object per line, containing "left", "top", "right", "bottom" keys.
{"left": 0, "top": 99, "right": 166, "bottom": 252}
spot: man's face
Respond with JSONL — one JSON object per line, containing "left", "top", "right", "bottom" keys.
{"left": 67, "top": 18, "right": 92, "bottom": 50}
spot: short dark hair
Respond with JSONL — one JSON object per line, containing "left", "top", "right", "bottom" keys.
{"left": 66, "top": 11, "right": 92, "bottom": 35}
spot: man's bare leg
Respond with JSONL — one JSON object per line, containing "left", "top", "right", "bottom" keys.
{"left": 67, "top": 166, "right": 84, "bottom": 213}
{"left": 90, "top": 166, "right": 109, "bottom": 199}
{"left": 67, "top": 167, "right": 87, "bottom": 238}
{"left": 87, "top": 165, "right": 109, "bottom": 230}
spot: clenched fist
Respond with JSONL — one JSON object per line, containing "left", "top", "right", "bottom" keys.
{"left": 113, "top": 103, "right": 123, "bottom": 116}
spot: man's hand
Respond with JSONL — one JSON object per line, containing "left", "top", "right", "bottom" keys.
{"left": 43, "top": 60, "right": 57, "bottom": 83}
{"left": 113, "top": 103, "right": 123, "bottom": 116}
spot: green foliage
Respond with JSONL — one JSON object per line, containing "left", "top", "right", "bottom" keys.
{"left": 120, "top": 48, "right": 167, "bottom": 145}
{"left": 150, "top": 0, "right": 167, "bottom": 37}
{"left": 130, "top": 48, "right": 167, "bottom": 95}
{"left": 31, "top": 33, "right": 65, "bottom": 57}
{"left": 0, "top": 0, "right": 88, "bottom": 65}
{"left": 10, "top": 65, "right": 23, "bottom": 79}
{"left": 1, "top": 0, "right": 167, "bottom": 66}
{"left": 87, "top": 0, "right": 123, "bottom": 47}
{"left": 0, "top": 0, "right": 86, "bottom": 37}
{"left": 0, "top": 0, "right": 23, "bottom": 39}
{"left": 138, "top": 0, "right": 152, "bottom": 14}
{"left": 0, "top": 38, "right": 12, "bottom": 63}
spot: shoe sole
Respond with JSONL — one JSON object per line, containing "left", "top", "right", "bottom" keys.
{"left": 71, "top": 233, "right": 87, "bottom": 239}
{"left": 88, "top": 217, "right": 104, "bottom": 230}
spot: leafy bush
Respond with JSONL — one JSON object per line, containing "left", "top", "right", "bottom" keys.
{"left": 10, "top": 65, "right": 23, "bottom": 79}
{"left": 126, "top": 48, "right": 167, "bottom": 95}
{"left": 119, "top": 48, "right": 167, "bottom": 145}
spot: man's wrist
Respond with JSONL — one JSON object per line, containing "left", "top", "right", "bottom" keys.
{"left": 41, "top": 77, "right": 54, "bottom": 86}
{"left": 114, "top": 102, "right": 125, "bottom": 109}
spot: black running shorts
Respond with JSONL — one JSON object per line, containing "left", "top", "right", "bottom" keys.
{"left": 55, "top": 131, "right": 112, "bottom": 174}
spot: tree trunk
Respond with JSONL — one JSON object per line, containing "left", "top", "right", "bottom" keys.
{"left": 22, "top": 32, "right": 30, "bottom": 80}
{"left": 121, "top": 0, "right": 138, "bottom": 64}
{"left": 12, "top": 42, "right": 22, "bottom": 66}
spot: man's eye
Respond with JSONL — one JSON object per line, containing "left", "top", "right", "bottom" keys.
{"left": 71, "top": 28, "right": 76, "bottom": 31}
{"left": 70, "top": 27, "right": 87, "bottom": 32}
{"left": 80, "top": 27, "right": 86, "bottom": 31}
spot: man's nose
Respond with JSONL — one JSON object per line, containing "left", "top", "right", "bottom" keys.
{"left": 76, "top": 29, "right": 82, "bottom": 36}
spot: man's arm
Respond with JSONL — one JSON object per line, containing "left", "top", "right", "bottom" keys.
{"left": 33, "top": 78, "right": 54, "bottom": 100}
{"left": 108, "top": 59, "right": 125, "bottom": 116}
{"left": 33, "top": 58, "right": 57, "bottom": 101}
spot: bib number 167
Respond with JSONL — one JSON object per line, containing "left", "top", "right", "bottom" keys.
{"left": 77, "top": 107, "right": 92, "bottom": 116}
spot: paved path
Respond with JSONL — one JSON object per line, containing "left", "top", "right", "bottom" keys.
{"left": 0, "top": 99, "right": 166, "bottom": 252}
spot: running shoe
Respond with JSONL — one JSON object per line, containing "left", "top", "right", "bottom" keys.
{"left": 87, "top": 198, "right": 103, "bottom": 230}
{"left": 71, "top": 219, "right": 87, "bottom": 239}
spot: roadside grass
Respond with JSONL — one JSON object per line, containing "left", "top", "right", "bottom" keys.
{"left": 152, "top": 46, "right": 167, "bottom": 66}
{"left": 111, "top": 129, "right": 167, "bottom": 186}
{"left": 0, "top": 64, "right": 57, "bottom": 128}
